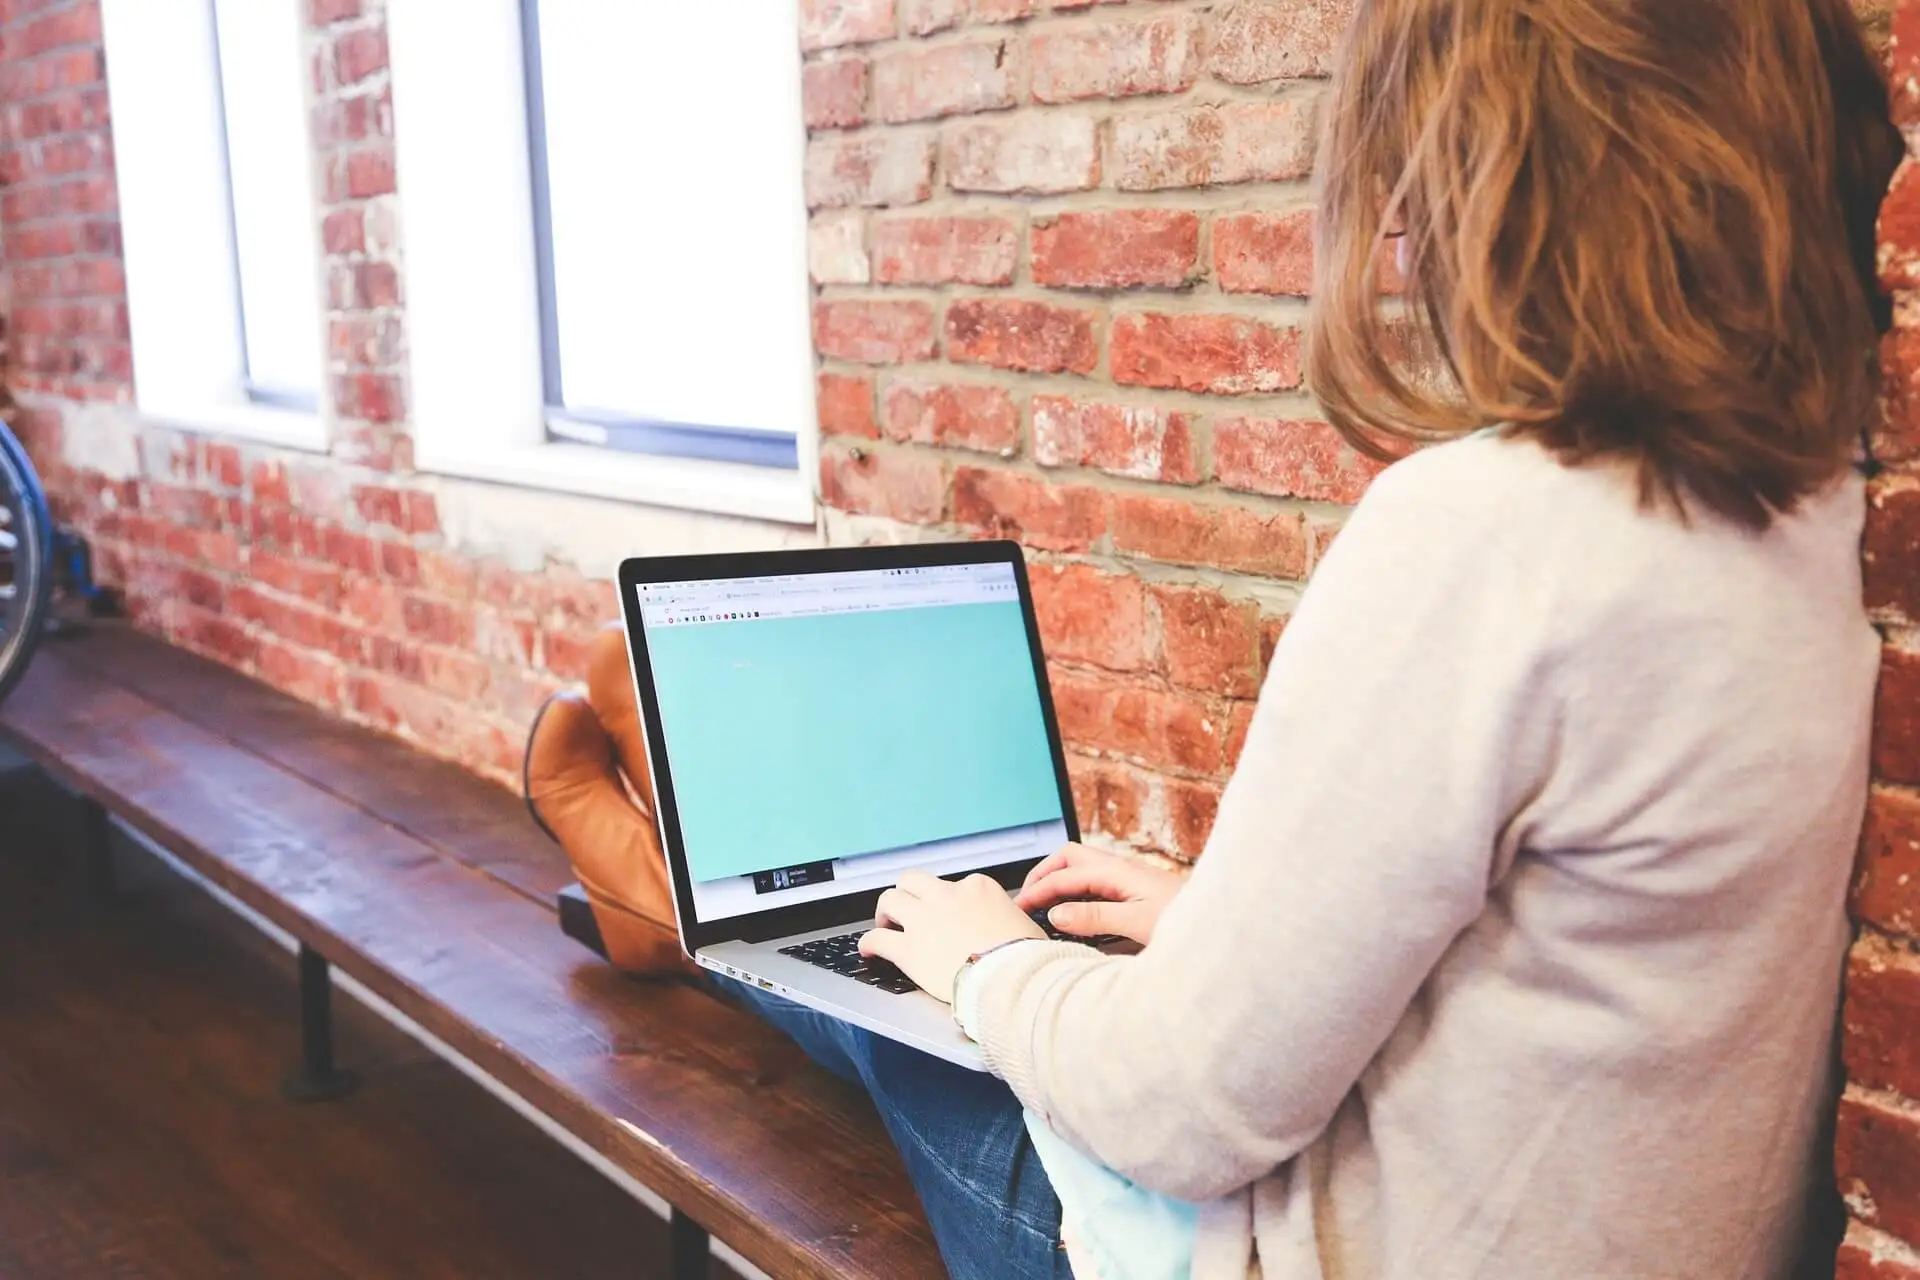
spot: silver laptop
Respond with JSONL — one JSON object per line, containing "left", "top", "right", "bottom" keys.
{"left": 617, "top": 541, "right": 1081, "bottom": 1070}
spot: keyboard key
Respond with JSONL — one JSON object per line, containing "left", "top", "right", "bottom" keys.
{"left": 778, "top": 928, "right": 920, "bottom": 994}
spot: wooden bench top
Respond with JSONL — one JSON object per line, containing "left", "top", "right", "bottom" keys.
{"left": 0, "top": 624, "right": 944, "bottom": 1280}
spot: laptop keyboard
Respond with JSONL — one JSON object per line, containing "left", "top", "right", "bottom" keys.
{"left": 777, "top": 910, "right": 1114, "bottom": 996}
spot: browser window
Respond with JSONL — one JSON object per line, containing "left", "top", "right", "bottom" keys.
{"left": 637, "top": 564, "right": 1070, "bottom": 922}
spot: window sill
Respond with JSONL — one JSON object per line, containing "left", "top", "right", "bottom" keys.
{"left": 141, "top": 401, "right": 330, "bottom": 454}
{"left": 417, "top": 439, "right": 817, "bottom": 526}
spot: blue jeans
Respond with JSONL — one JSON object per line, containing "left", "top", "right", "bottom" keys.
{"left": 718, "top": 978, "right": 1071, "bottom": 1280}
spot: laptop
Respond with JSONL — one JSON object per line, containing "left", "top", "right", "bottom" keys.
{"left": 616, "top": 541, "right": 1080, "bottom": 1069}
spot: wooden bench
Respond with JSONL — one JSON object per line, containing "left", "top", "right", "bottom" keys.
{"left": 0, "top": 624, "right": 945, "bottom": 1280}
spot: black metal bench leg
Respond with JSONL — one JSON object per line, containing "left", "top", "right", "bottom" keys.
{"left": 669, "top": 1208, "right": 708, "bottom": 1280}
{"left": 281, "top": 943, "right": 360, "bottom": 1103}
{"left": 80, "top": 796, "right": 113, "bottom": 900}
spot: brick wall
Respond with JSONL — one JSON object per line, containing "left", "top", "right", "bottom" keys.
{"left": 1, "top": 0, "right": 1917, "bottom": 1268}
{"left": 1844, "top": 2, "right": 1920, "bottom": 1272}
{"left": 804, "top": 0, "right": 1364, "bottom": 860}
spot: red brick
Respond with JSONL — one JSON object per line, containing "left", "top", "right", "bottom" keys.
{"left": 329, "top": 313, "right": 404, "bottom": 368}
{"left": 901, "top": 0, "right": 967, "bottom": 34}
{"left": 1111, "top": 312, "right": 1302, "bottom": 395}
{"left": 344, "top": 148, "right": 396, "bottom": 198}
{"left": 1052, "top": 671, "right": 1229, "bottom": 775}
{"left": 1215, "top": 209, "right": 1315, "bottom": 296}
{"left": 1067, "top": 754, "right": 1148, "bottom": 845}
{"left": 805, "top": 133, "right": 936, "bottom": 208}
{"left": 330, "top": 260, "right": 401, "bottom": 309}
{"left": 1031, "top": 209, "right": 1199, "bottom": 289}
{"left": 1846, "top": 937, "right": 1920, "bottom": 1100}
{"left": 308, "top": 0, "right": 364, "bottom": 24}
{"left": 17, "top": 7, "right": 100, "bottom": 57}
{"left": 1112, "top": 99, "right": 1320, "bottom": 191}
{"left": 942, "top": 115, "right": 1101, "bottom": 194}
{"left": 1154, "top": 585, "right": 1263, "bottom": 697}
{"left": 1884, "top": 162, "right": 1920, "bottom": 291}
{"left": 173, "top": 605, "right": 259, "bottom": 669}
{"left": 229, "top": 586, "right": 361, "bottom": 662}
{"left": 1837, "top": 1093, "right": 1920, "bottom": 1246}
{"left": 800, "top": 0, "right": 896, "bottom": 50}
{"left": 333, "top": 27, "right": 388, "bottom": 85}
{"left": 803, "top": 57, "right": 868, "bottom": 129}
{"left": 874, "top": 40, "right": 1016, "bottom": 123}
{"left": 819, "top": 446, "right": 949, "bottom": 524}
{"left": 809, "top": 211, "right": 870, "bottom": 284}
{"left": 818, "top": 372, "right": 879, "bottom": 439}
{"left": 351, "top": 484, "right": 407, "bottom": 531}
{"left": 1031, "top": 395, "right": 1198, "bottom": 483}
{"left": 256, "top": 639, "right": 344, "bottom": 708}
{"left": 1868, "top": 481, "right": 1920, "bottom": 621}
{"left": 401, "top": 594, "right": 473, "bottom": 647}
{"left": 1207, "top": 0, "right": 1353, "bottom": 83}
{"left": 202, "top": 442, "right": 244, "bottom": 489}
{"left": 946, "top": 297, "right": 1098, "bottom": 374}
{"left": 951, "top": 467, "right": 1105, "bottom": 551}
{"left": 1167, "top": 777, "right": 1222, "bottom": 858}
{"left": 1215, "top": 417, "right": 1387, "bottom": 504}
{"left": 1877, "top": 329, "right": 1920, "bottom": 467}
{"left": 419, "top": 550, "right": 480, "bottom": 602}
{"left": 813, "top": 299, "right": 937, "bottom": 364}
{"left": 249, "top": 551, "right": 343, "bottom": 609}
{"left": 1111, "top": 493, "right": 1309, "bottom": 579}
{"left": 1029, "top": 14, "right": 1198, "bottom": 103}
{"left": 313, "top": 89, "right": 392, "bottom": 147}
{"left": 979, "top": 0, "right": 1037, "bottom": 19}
{"left": 332, "top": 371, "right": 405, "bottom": 423}
{"left": 881, "top": 380, "right": 1019, "bottom": 452}
{"left": 1837, "top": 1230, "right": 1920, "bottom": 1280}
{"left": 1030, "top": 563, "right": 1149, "bottom": 672}
{"left": 321, "top": 207, "right": 364, "bottom": 255}
{"left": 1895, "top": 4, "right": 1920, "bottom": 126}
{"left": 1859, "top": 786, "right": 1920, "bottom": 936}
{"left": 875, "top": 215, "right": 1019, "bottom": 286}
{"left": 1877, "top": 647, "right": 1920, "bottom": 787}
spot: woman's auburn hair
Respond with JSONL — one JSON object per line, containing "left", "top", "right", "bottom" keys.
{"left": 1306, "top": 0, "right": 1905, "bottom": 530}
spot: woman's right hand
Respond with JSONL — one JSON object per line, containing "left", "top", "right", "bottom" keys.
{"left": 1015, "top": 843, "right": 1188, "bottom": 947}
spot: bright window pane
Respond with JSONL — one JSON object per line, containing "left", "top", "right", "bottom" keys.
{"left": 535, "top": 0, "right": 812, "bottom": 437}
{"left": 213, "top": 0, "right": 322, "bottom": 400}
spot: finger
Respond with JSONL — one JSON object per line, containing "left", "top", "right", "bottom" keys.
{"left": 1016, "top": 865, "right": 1130, "bottom": 911}
{"left": 893, "top": 869, "right": 948, "bottom": 899}
{"left": 859, "top": 926, "right": 910, "bottom": 964}
{"left": 1049, "top": 898, "right": 1147, "bottom": 941}
{"left": 874, "top": 886, "right": 930, "bottom": 931}
{"left": 1021, "top": 844, "right": 1081, "bottom": 890}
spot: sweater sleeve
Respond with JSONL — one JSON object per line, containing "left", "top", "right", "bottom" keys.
{"left": 971, "top": 460, "right": 1560, "bottom": 1202}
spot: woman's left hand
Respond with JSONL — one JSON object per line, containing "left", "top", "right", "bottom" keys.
{"left": 860, "top": 870, "right": 1046, "bottom": 1003}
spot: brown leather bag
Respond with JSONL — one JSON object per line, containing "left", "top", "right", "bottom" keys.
{"left": 523, "top": 622, "right": 698, "bottom": 976}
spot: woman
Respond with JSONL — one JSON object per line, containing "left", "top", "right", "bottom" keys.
{"left": 533, "top": 0, "right": 1905, "bottom": 1274}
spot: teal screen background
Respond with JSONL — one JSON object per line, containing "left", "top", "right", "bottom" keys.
{"left": 646, "top": 601, "right": 1064, "bottom": 882}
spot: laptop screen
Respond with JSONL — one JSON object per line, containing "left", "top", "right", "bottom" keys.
{"left": 637, "top": 561, "right": 1071, "bottom": 923}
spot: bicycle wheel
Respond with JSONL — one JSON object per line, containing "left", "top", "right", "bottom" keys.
{"left": 0, "top": 421, "right": 54, "bottom": 708}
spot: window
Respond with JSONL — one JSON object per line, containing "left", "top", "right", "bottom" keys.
{"left": 212, "top": 0, "right": 324, "bottom": 413}
{"left": 522, "top": 1, "right": 808, "bottom": 469}
{"left": 102, "top": 0, "right": 326, "bottom": 448}
{"left": 389, "top": 0, "right": 817, "bottom": 523}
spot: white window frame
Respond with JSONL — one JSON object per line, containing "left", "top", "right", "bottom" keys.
{"left": 102, "top": 0, "right": 329, "bottom": 452}
{"left": 387, "top": 0, "right": 818, "bottom": 526}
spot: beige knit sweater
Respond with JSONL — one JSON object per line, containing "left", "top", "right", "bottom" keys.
{"left": 973, "top": 432, "right": 1876, "bottom": 1279}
